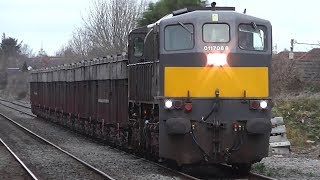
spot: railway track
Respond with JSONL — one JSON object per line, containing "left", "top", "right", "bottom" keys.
{"left": 182, "top": 163, "right": 277, "bottom": 180}
{"left": 0, "top": 99, "right": 199, "bottom": 180}
{"left": 0, "top": 112, "right": 115, "bottom": 179}
{"left": 249, "top": 172, "right": 277, "bottom": 180}
{"left": 0, "top": 138, "right": 36, "bottom": 180}
{"left": 0, "top": 98, "right": 30, "bottom": 109}
{"left": 0, "top": 98, "right": 276, "bottom": 180}
{"left": 0, "top": 99, "right": 34, "bottom": 117}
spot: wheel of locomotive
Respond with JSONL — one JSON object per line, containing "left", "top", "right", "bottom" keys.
{"left": 165, "top": 159, "right": 182, "bottom": 171}
{"left": 231, "top": 163, "right": 252, "bottom": 174}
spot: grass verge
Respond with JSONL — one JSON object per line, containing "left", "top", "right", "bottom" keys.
{"left": 272, "top": 93, "right": 320, "bottom": 147}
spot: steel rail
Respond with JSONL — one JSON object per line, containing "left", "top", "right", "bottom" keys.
{"left": 96, "top": 144, "right": 200, "bottom": 180}
{"left": 249, "top": 172, "right": 278, "bottom": 180}
{"left": 0, "top": 102, "right": 35, "bottom": 117}
{"left": 0, "top": 98, "right": 30, "bottom": 109}
{"left": 0, "top": 138, "right": 39, "bottom": 180}
{"left": 0, "top": 111, "right": 116, "bottom": 180}
{"left": 139, "top": 158, "right": 200, "bottom": 180}
{"left": 217, "top": 163, "right": 277, "bottom": 180}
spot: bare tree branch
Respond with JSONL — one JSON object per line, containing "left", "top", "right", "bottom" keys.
{"left": 65, "top": 0, "right": 147, "bottom": 58}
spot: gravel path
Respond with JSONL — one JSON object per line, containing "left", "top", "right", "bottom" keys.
{"left": 0, "top": 115, "right": 106, "bottom": 180}
{"left": 0, "top": 139, "right": 33, "bottom": 180}
{"left": 258, "top": 155, "right": 320, "bottom": 179}
{"left": 0, "top": 103, "right": 191, "bottom": 180}
{"left": 252, "top": 150, "right": 320, "bottom": 179}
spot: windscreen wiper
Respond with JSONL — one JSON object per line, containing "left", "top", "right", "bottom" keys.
{"left": 178, "top": 22, "right": 193, "bottom": 35}
{"left": 251, "top": 21, "right": 263, "bottom": 45}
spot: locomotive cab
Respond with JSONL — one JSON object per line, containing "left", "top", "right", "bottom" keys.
{"left": 157, "top": 7, "right": 272, "bottom": 170}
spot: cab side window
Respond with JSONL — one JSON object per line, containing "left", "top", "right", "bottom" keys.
{"left": 238, "top": 24, "right": 267, "bottom": 51}
{"left": 133, "top": 37, "right": 144, "bottom": 57}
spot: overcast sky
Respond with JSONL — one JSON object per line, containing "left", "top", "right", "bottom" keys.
{"left": 0, "top": 0, "right": 90, "bottom": 56}
{"left": 0, "top": 0, "right": 319, "bottom": 56}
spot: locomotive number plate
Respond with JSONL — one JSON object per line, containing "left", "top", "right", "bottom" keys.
{"left": 204, "top": 45, "right": 229, "bottom": 51}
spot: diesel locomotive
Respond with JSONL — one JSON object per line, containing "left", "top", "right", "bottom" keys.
{"left": 30, "top": 4, "right": 272, "bottom": 172}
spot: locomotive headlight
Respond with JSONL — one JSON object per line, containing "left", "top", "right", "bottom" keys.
{"left": 164, "top": 99, "right": 173, "bottom": 109}
{"left": 207, "top": 53, "right": 227, "bottom": 66}
{"left": 260, "top": 100, "right": 268, "bottom": 109}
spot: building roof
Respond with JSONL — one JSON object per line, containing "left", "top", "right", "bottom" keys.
{"left": 275, "top": 48, "right": 320, "bottom": 60}
{"left": 297, "top": 48, "right": 320, "bottom": 60}
{"left": 275, "top": 51, "right": 306, "bottom": 60}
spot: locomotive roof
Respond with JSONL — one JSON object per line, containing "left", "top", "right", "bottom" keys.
{"left": 159, "top": 9, "right": 271, "bottom": 27}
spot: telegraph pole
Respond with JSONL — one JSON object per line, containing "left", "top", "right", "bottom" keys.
{"left": 289, "top": 39, "right": 320, "bottom": 59}
{"left": 290, "top": 39, "right": 294, "bottom": 52}
{"left": 290, "top": 39, "right": 320, "bottom": 52}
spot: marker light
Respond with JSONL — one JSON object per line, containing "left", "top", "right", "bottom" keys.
{"left": 260, "top": 100, "right": 268, "bottom": 109}
{"left": 207, "top": 53, "right": 227, "bottom": 66}
{"left": 164, "top": 99, "right": 173, "bottom": 109}
{"left": 184, "top": 102, "right": 192, "bottom": 112}
{"left": 173, "top": 100, "right": 182, "bottom": 109}
{"left": 249, "top": 100, "right": 260, "bottom": 110}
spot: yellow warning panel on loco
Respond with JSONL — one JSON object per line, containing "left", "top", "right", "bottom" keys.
{"left": 164, "top": 67, "right": 269, "bottom": 98}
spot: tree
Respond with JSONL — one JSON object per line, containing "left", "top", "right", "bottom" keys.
{"left": 0, "top": 33, "right": 33, "bottom": 91}
{"left": 67, "top": 0, "right": 148, "bottom": 58}
{"left": 69, "top": 27, "right": 93, "bottom": 58}
{"left": 37, "top": 48, "right": 48, "bottom": 57}
{"left": 0, "top": 33, "right": 22, "bottom": 89}
{"left": 1, "top": 33, "right": 22, "bottom": 58}
{"left": 20, "top": 44, "right": 35, "bottom": 58}
{"left": 0, "top": 34, "right": 22, "bottom": 80}
{"left": 55, "top": 44, "right": 75, "bottom": 57}
{"left": 138, "top": 0, "right": 206, "bottom": 26}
